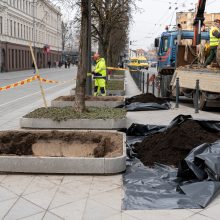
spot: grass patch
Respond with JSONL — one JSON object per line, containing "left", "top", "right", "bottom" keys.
{"left": 92, "top": 80, "right": 124, "bottom": 91}
{"left": 112, "top": 70, "right": 125, "bottom": 76}
{"left": 107, "top": 80, "right": 124, "bottom": 90}
{"left": 24, "top": 107, "right": 126, "bottom": 121}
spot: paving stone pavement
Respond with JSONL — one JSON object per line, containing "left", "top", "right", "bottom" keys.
{"left": 0, "top": 69, "right": 220, "bottom": 219}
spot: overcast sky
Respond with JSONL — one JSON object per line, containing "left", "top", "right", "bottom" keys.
{"left": 130, "top": 0, "right": 219, "bottom": 50}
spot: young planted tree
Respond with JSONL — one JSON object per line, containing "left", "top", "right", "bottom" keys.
{"left": 74, "top": 0, "right": 90, "bottom": 112}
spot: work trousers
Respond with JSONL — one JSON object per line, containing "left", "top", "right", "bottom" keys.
{"left": 204, "top": 47, "right": 217, "bottom": 66}
{"left": 94, "top": 79, "right": 106, "bottom": 96}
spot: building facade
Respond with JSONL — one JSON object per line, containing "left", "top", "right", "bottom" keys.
{"left": 176, "top": 12, "right": 220, "bottom": 31}
{"left": 0, "top": 0, "right": 62, "bottom": 72}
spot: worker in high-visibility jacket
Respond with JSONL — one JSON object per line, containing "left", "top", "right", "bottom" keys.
{"left": 92, "top": 53, "right": 107, "bottom": 96}
{"left": 204, "top": 19, "right": 220, "bottom": 67}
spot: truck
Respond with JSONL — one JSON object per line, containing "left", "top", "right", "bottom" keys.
{"left": 155, "top": 0, "right": 220, "bottom": 110}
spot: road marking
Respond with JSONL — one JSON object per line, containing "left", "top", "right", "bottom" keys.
{"left": 0, "top": 81, "right": 75, "bottom": 108}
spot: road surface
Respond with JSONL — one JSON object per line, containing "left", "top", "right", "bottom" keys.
{"left": 0, "top": 66, "right": 77, "bottom": 130}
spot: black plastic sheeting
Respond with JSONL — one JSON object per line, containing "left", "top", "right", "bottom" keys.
{"left": 123, "top": 115, "right": 220, "bottom": 210}
{"left": 116, "top": 94, "right": 171, "bottom": 111}
{"left": 125, "top": 102, "right": 171, "bottom": 111}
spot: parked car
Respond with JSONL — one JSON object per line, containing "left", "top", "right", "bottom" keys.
{"left": 151, "top": 62, "right": 157, "bottom": 68}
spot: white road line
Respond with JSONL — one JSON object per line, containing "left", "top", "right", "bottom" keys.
{"left": 0, "top": 81, "right": 75, "bottom": 108}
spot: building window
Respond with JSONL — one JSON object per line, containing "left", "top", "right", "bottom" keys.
{"left": 23, "top": 0, "right": 25, "bottom": 12}
{"left": 10, "top": 20, "right": 12, "bottom": 36}
{"left": 29, "top": 27, "right": 31, "bottom": 40}
{"left": 14, "top": 21, "right": 16, "bottom": 37}
{"left": 0, "top": 17, "right": 2, "bottom": 34}
{"left": 21, "top": 24, "right": 23, "bottom": 38}
{"left": 18, "top": 23, "right": 19, "bottom": 37}
{"left": 26, "top": 1, "right": 28, "bottom": 13}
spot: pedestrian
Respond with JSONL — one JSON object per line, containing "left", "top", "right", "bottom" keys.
{"left": 92, "top": 53, "right": 107, "bottom": 96}
{"left": 32, "top": 62, "right": 36, "bottom": 74}
{"left": 65, "top": 61, "right": 67, "bottom": 68}
{"left": 58, "top": 61, "right": 62, "bottom": 68}
{"left": 48, "top": 61, "right": 51, "bottom": 68}
{"left": 204, "top": 19, "right": 220, "bottom": 67}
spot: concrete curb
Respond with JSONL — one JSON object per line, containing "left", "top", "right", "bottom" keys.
{"left": 0, "top": 132, "right": 126, "bottom": 174}
{"left": 107, "top": 90, "right": 125, "bottom": 96}
{"left": 70, "top": 89, "right": 75, "bottom": 95}
{"left": 51, "top": 100, "right": 125, "bottom": 108}
{"left": 20, "top": 117, "right": 126, "bottom": 130}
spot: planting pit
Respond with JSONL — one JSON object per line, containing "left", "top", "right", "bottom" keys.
{"left": 51, "top": 96, "right": 124, "bottom": 108}
{"left": 134, "top": 120, "right": 220, "bottom": 167}
{"left": 0, "top": 130, "right": 126, "bottom": 173}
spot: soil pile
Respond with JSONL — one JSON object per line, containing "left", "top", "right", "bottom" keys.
{"left": 134, "top": 120, "right": 220, "bottom": 166}
{"left": 126, "top": 93, "right": 169, "bottom": 105}
{"left": 0, "top": 131, "right": 122, "bottom": 157}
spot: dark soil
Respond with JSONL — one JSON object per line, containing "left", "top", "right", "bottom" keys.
{"left": 93, "top": 137, "right": 112, "bottom": 157}
{"left": 0, "top": 131, "right": 122, "bottom": 157}
{"left": 134, "top": 120, "right": 220, "bottom": 167}
{"left": 55, "top": 95, "right": 124, "bottom": 102}
{"left": 126, "top": 93, "right": 169, "bottom": 105}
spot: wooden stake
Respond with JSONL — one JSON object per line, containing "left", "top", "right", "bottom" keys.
{"left": 29, "top": 43, "right": 48, "bottom": 108}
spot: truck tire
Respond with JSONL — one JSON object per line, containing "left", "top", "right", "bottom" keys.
{"left": 193, "top": 91, "right": 207, "bottom": 110}
{"left": 160, "top": 75, "right": 172, "bottom": 97}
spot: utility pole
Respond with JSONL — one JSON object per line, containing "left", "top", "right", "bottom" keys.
{"left": 86, "top": 0, "right": 92, "bottom": 95}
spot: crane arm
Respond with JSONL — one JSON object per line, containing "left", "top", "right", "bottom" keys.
{"left": 193, "top": 0, "right": 206, "bottom": 45}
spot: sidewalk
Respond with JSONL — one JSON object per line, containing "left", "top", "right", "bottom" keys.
{"left": 0, "top": 71, "right": 220, "bottom": 219}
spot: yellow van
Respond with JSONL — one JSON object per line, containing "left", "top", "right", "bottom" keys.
{"left": 128, "top": 57, "right": 139, "bottom": 69}
{"left": 137, "top": 56, "right": 149, "bottom": 70}
{"left": 128, "top": 57, "right": 149, "bottom": 70}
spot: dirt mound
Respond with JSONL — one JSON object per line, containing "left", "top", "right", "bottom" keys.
{"left": 126, "top": 93, "right": 169, "bottom": 105}
{"left": 55, "top": 96, "right": 124, "bottom": 102}
{"left": 134, "top": 120, "right": 220, "bottom": 166}
{"left": 0, "top": 131, "right": 122, "bottom": 157}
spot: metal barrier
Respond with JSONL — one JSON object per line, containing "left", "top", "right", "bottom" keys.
{"left": 194, "top": 79, "right": 200, "bottom": 113}
{"left": 175, "top": 77, "right": 179, "bottom": 108}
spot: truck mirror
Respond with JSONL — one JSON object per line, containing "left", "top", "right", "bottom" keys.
{"left": 154, "top": 38, "right": 159, "bottom": 48}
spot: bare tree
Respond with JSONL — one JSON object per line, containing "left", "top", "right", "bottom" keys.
{"left": 91, "top": 0, "right": 131, "bottom": 63}
{"left": 74, "top": 0, "right": 90, "bottom": 112}
{"left": 50, "top": 0, "right": 139, "bottom": 112}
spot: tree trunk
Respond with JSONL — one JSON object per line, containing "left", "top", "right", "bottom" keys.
{"left": 75, "top": 0, "right": 89, "bottom": 112}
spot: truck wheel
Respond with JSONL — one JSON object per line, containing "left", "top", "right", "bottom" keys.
{"left": 193, "top": 91, "right": 207, "bottom": 110}
{"left": 160, "top": 75, "right": 172, "bottom": 97}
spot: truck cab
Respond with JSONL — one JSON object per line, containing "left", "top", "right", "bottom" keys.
{"left": 155, "top": 30, "right": 210, "bottom": 99}
{"left": 155, "top": 30, "right": 209, "bottom": 75}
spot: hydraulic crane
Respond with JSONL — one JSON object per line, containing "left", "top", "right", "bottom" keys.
{"left": 193, "top": 0, "right": 206, "bottom": 46}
